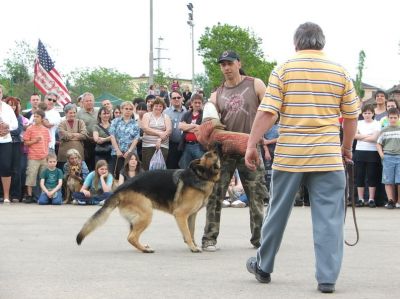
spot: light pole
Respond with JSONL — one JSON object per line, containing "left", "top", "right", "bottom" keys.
{"left": 187, "top": 3, "right": 195, "bottom": 91}
{"left": 149, "top": 0, "right": 154, "bottom": 86}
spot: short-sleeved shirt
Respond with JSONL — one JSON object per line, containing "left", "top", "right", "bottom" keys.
{"left": 109, "top": 117, "right": 140, "bottom": 155}
{"left": 77, "top": 108, "right": 99, "bottom": 137}
{"left": 45, "top": 108, "right": 61, "bottom": 149}
{"left": 24, "top": 124, "right": 51, "bottom": 160}
{"left": 164, "top": 106, "right": 186, "bottom": 143}
{"left": 83, "top": 171, "right": 113, "bottom": 194}
{"left": 40, "top": 168, "right": 63, "bottom": 190}
{"left": 377, "top": 126, "right": 400, "bottom": 155}
{"left": 259, "top": 50, "right": 360, "bottom": 172}
{"left": 355, "top": 120, "right": 381, "bottom": 151}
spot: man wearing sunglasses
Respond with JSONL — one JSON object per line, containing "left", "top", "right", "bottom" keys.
{"left": 43, "top": 92, "right": 61, "bottom": 153}
{"left": 164, "top": 91, "right": 186, "bottom": 169}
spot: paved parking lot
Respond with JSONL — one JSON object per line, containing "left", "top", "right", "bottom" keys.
{"left": 0, "top": 203, "right": 399, "bottom": 298}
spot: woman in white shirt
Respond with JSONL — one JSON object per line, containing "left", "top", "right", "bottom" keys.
{"left": 354, "top": 104, "right": 381, "bottom": 207}
{"left": 0, "top": 85, "right": 19, "bottom": 203}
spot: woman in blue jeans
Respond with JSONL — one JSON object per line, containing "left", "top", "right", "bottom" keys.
{"left": 73, "top": 160, "right": 113, "bottom": 205}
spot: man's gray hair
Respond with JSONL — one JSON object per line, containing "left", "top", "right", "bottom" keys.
{"left": 81, "top": 92, "right": 94, "bottom": 101}
{"left": 45, "top": 91, "right": 59, "bottom": 99}
{"left": 294, "top": 22, "right": 325, "bottom": 51}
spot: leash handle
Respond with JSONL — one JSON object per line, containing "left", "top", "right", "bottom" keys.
{"left": 344, "top": 161, "right": 359, "bottom": 246}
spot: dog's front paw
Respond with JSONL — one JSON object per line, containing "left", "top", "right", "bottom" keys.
{"left": 190, "top": 246, "right": 202, "bottom": 253}
{"left": 143, "top": 244, "right": 155, "bottom": 253}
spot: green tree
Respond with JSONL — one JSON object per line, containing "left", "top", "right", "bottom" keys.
{"left": 153, "top": 68, "right": 170, "bottom": 87}
{"left": 198, "top": 24, "right": 276, "bottom": 89}
{"left": 354, "top": 50, "right": 366, "bottom": 99}
{"left": 67, "top": 67, "right": 135, "bottom": 101}
{"left": 0, "top": 40, "right": 36, "bottom": 107}
{"left": 194, "top": 73, "right": 212, "bottom": 98}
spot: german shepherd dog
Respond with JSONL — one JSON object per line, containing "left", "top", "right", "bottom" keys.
{"left": 76, "top": 148, "right": 221, "bottom": 253}
{"left": 65, "top": 165, "right": 83, "bottom": 204}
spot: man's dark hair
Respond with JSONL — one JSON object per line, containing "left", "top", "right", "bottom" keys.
{"left": 145, "top": 94, "right": 156, "bottom": 102}
{"left": 34, "top": 109, "right": 45, "bottom": 119}
{"left": 133, "top": 97, "right": 145, "bottom": 105}
{"left": 387, "top": 107, "right": 399, "bottom": 116}
{"left": 361, "top": 103, "right": 375, "bottom": 113}
{"left": 375, "top": 89, "right": 388, "bottom": 99}
{"left": 294, "top": 22, "right": 325, "bottom": 51}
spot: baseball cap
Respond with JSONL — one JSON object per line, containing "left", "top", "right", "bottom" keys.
{"left": 217, "top": 51, "right": 240, "bottom": 63}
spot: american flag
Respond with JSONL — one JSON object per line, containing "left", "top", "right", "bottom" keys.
{"left": 34, "top": 40, "right": 71, "bottom": 106}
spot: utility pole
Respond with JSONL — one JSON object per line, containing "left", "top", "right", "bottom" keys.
{"left": 154, "top": 36, "right": 170, "bottom": 71}
{"left": 187, "top": 3, "right": 195, "bottom": 91}
{"left": 149, "top": 0, "right": 154, "bottom": 86}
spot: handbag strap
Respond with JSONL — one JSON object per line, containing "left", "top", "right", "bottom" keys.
{"left": 98, "top": 123, "right": 111, "bottom": 137}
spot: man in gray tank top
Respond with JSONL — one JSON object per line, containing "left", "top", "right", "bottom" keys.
{"left": 202, "top": 51, "right": 268, "bottom": 251}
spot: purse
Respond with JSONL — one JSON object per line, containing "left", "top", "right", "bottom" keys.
{"left": 95, "top": 124, "right": 112, "bottom": 154}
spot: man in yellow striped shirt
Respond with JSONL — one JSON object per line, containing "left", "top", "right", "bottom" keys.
{"left": 245, "top": 22, "right": 359, "bottom": 293}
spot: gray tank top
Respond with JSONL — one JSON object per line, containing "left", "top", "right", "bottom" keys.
{"left": 216, "top": 76, "right": 259, "bottom": 133}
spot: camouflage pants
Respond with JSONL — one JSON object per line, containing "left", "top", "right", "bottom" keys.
{"left": 202, "top": 150, "right": 267, "bottom": 247}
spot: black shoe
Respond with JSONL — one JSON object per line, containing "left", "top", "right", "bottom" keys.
{"left": 318, "top": 283, "right": 335, "bottom": 293}
{"left": 368, "top": 200, "right": 376, "bottom": 208}
{"left": 355, "top": 199, "right": 364, "bottom": 207}
{"left": 246, "top": 257, "right": 271, "bottom": 283}
{"left": 252, "top": 242, "right": 261, "bottom": 249}
{"left": 385, "top": 201, "right": 395, "bottom": 209}
{"left": 294, "top": 200, "right": 304, "bottom": 207}
{"left": 22, "top": 196, "right": 36, "bottom": 204}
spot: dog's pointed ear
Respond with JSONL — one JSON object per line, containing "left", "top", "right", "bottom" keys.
{"left": 189, "top": 158, "right": 201, "bottom": 170}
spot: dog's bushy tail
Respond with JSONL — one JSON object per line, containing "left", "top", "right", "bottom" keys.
{"left": 76, "top": 193, "right": 120, "bottom": 245}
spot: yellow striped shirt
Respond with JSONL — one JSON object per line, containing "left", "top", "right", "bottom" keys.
{"left": 259, "top": 50, "right": 360, "bottom": 172}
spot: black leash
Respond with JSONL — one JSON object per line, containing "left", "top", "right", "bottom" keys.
{"left": 344, "top": 161, "right": 359, "bottom": 246}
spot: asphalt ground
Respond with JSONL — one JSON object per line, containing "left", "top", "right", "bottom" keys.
{"left": 0, "top": 203, "right": 399, "bottom": 299}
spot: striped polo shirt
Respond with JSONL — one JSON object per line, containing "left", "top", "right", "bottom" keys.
{"left": 259, "top": 50, "right": 360, "bottom": 172}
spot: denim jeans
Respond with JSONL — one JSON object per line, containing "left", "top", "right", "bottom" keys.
{"left": 179, "top": 143, "right": 205, "bottom": 169}
{"left": 72, "top": 191, "right": 112, "bottom": 205}
{"left": 38, "top": 191, "right": 62, "bottom": 205}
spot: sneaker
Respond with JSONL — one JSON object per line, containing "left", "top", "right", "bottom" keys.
{"left": 318, "top": 283, "right": 335, "bottom": 293}
{"left": 222, "top": 199, "right": 231, "bottom": 208}
{"left": 22, "top": 196, "right": 36, "bottom": 204}
{"left": 385, "top": 201, "right": 395, "bottom": 209}
{"left": 3, "top": 199, "right": 11, "bottom": 204}
{"left": 396, "top": 203, "right": 400, "bottom": 209}
{"left": 294, "top": 200, "right": 303, "bottom": 207}
{"left": 246, "top": 257, "right": 271, "bottom": 283}
{"left": 11, "top": 198, "right": 20, "bottom": 203}
{"left": 98, "top": 200, "right": 105, "bottom": 206}
{"left": 77, "top": 200, "right": 87, "bottom": 205}
{"left": 72, "top": 199, "right": 78, "bottom": 205}
{"left": 202, "top": 241, "right": 217, "bottom": 252}
{"left": 356, "top": 199, "right": 365, "bottom": 207}
{"left": 368, "top": 200, "right": 376, "bottom": 208}
{"left": 231, "top": 200, "right": 246, "bottom": 208}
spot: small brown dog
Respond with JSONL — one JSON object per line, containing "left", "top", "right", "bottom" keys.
{"left": 64, "top": 164, "right": 83, "bottom": 204}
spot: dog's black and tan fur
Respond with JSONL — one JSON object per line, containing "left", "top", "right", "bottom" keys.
{"left": 76, "top": 148, "right": 220, "bottom": 253}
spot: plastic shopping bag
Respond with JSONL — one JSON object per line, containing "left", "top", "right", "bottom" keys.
{"left": 149, "top": 149, "right": 167, "bottom": 170}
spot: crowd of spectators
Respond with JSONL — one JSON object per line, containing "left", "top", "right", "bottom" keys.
{"left": 1, "top": 84, "right": 399, "bottom": 210}
{"left": 0, "top": 83, "right": 210, "bottom": 205}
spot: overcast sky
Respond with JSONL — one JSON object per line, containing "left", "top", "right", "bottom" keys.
{"left": 1, "top": 0, "right": 399, "bottom": 90}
